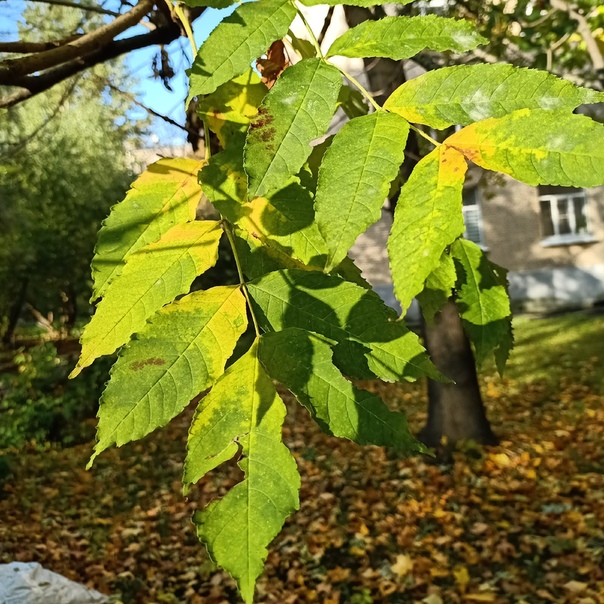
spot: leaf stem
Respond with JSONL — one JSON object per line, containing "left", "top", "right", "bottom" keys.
{"left": 174, "top": 3, "right": 197, "bottom": 57}
{"left": 222, "top": 222, "right": 261, "bottom": 337}
{"left": 409, "top": 123, "right": 441, "bottom": 147}
{"left": 296, "top": 7, "right": 324, "bottom": 59}
{"left": 336, "top": 66, "right": 381, "bottom": 112}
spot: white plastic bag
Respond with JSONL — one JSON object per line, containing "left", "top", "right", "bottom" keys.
{"left": 0, "top": 562, "right": 110, "bottom": 604}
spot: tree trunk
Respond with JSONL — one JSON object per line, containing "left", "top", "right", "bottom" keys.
{"left": 341, "top": 6, "right": 498, "bottom": 453}
{"left": 419, "top": 300, "right": 498, "bottom": 453}
{"left": 2, "top": 278, "right": 28, "bottom": 347}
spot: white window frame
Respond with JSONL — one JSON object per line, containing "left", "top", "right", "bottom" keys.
{"left": 462, "top": 187, "right": 486, "bottom": 248}
{"left": 539, "top": 191, "right": 597, "bottom": 247}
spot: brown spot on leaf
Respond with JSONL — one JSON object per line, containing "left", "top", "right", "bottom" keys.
{"left": 130, "top": 357, "right": 166, "bottom": 371}
{"left": 249, "top": 107, "right": 274, "bottom": 131}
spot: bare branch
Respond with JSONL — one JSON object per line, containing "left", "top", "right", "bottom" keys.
{"left": 0, "top": 35, "right": 82, "bottom": 54}
{"left": 0, "top": 0, "right": 153, "bottom": 82}
{"left": 0, "top": 21, "right": 184, "bottom": 109}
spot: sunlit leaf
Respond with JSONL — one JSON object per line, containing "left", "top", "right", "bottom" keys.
{"left": 385, "top": 64, "right": 604, "bottom": 129}
{"left": 446, "top": 108, "right": 604, "bottom": 187}
{"left": 388, "top": 146, "right": 467, "bottom": 312}
{"left": 188, "top": 342, "right": 300, "bottom": 604}
{"left": 89, "top": 285, "right": 247, "bottom": 465}
{"left": 315, "top": 111, "right": 409, "bottom": 271}
{"left": 73, "top": 221, "right": 222, "bottom": 376}
{"left": 91, "top": 158, "right": 203, "bottom": 300}
{"left": 188, "top": 0, "right": 296, "bottom": 99}
{"left": 244, "top": 58, "right": 341, "bottom": 198}
{"left": 197, "top": 69, "right": 268, "bottom": 147}
{"left": 326, "top": 15, "right": 486, "bottom": 59}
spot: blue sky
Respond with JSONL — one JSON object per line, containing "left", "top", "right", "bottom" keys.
{"left": 0, "top": 1, "right": 236, "bottom": 145}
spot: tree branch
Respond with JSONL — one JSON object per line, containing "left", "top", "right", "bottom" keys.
{"left": 550, "top": 0, "right": 604, "bottom": 89}
{"left": 0, "top": 0, "right": 153, "bottom": 82}
{"left": 0, "top": 35, "right": 83, "bottom": 54}
{"left": 0, "top": 22, "right": 183, "bottom": 108}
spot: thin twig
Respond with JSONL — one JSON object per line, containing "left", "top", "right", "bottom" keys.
{"left": 18, "top": 0, "right": 120, "bottom": 16}
{"left": 317, "top": 6, "right": 334, "bottom": 47}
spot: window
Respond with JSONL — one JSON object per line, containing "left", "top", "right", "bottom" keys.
{"left": 538, "top": 186, "right": 594, "bottom": 245}
{"left": 462, "top": 187, "right": 484, "bottom": 246}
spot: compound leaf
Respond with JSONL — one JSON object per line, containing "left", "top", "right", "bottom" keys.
{"left": 247, "top": 269, "right": 441, "bottom": 382}
{"left": 244, "top": 58, "right": 342, "bottom": 198}
{"left": 259, "top": 328, "right": 426, "bottom": 454}
{"left": 73, "top": 221, "right": 222, "bottom": 376}
{"left": 451, "top": 239, "right": 512, "bottom": 372}
{"left": 315, "top": 111, "right": 409, "bottom": 271}
{"left": 388, "top": 146, "right": 467, "bottom": 312}
{"left": 446, "top": 108, "right": 604, "bottom": 187}
{"left": 326, "top": 15, "right": 486, "bottom": 60}
{"left": 189, "top": 342, "right": 300, "bottom": 604}
{"left": 188, "top": 0, "right": 296, "bottom": 99}
{"left": 89, "top": 286, "right": 247, "bottom": 465}
{"left": 91, "top": 158, "right": 204, "bottom": 300}
{"left": 385, "top": 64, "right": 604, "bottom": 129}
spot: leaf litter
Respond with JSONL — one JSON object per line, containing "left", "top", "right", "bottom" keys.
{"left": 0, "top": 313, "right": 603, "bottom": 603}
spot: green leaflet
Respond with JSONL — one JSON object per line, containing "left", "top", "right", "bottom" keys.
{"left": 315, "top": 112, "right": 409, "bottom": 271}
{"left": 247, "top": 269, "right": 441, "bottom": 382}
{"left": 188, "top": 0, "right": 296, "bottom": 99}
{"left": 446, "top": 108, "right": 604, "bottom": 187}
{"left": 301, "top": 0, "right": 413, "bottom": 5}
{"left": 326, "top": 15, "right": 486, "bottom": 60}
{"left": 180, "top": 0, "right": 235, "bottom": 7}
{"left": 89, "top": 286, "right": 247, "bottom": 465}
{"left": 91, "top": 157, "right": 204, "bottom": 300}
{"left": 388, "top": 146, "right": 467, "bottom": 312}
{"left": 244, "top": 58, "right": 342, "bottom": 198}
{"left": 451, "top": 239, "right": 512, "bottom": 373}
{"left": 416, "top": 252, "right": 457, "bottom": 323}
{"left": 188, "top": 342, "right": 300, "bottom": 604}
{"left": 197, "top": 69, "right": 268, "bottom": 147}
{"left": 201, "top": 145, "right": 329, "bottom": 267}
{"left": 72, "top": 221, "right": 222, "bottom": 377}
{"left": 259, "top": 328, "right": 426, "bottom": 454}
{"left": 384, "top": 64, "right": 604, "bottom": 130}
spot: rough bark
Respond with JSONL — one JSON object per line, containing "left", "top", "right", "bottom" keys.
{"left": 419, "top": 300, "right": 498, "bottom": 453}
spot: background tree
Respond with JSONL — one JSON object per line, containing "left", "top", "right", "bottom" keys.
{"left": 0, "top": 4, "right": 141, "bottom": 343}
